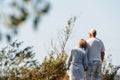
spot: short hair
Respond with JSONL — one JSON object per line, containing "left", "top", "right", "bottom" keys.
{"left": 79, "top": 39, "right": 87, "bottom": 50}
{"left": 89, "top": 29, "right": 97, "bottom": 37}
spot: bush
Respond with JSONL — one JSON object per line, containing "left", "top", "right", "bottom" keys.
{"left": 102, "top": 54, "right": 120, "bottom": 80}
{"left": 0, "top": 40, "right": 38, "bottom": 80}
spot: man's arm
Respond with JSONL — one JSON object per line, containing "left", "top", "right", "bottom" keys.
{"left": 101, "top": 52, "right": 105, "bottom": 62}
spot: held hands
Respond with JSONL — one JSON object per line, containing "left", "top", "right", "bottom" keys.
{"left": 84, "top": 65, "right": 88, "bottom": 71}
{"left": 101, "top": 52, "right": 105, "bottom": 62}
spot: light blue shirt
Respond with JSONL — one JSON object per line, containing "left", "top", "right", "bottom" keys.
{"left": 67, "top": 48, "right": 88, "bottom": 80}
{"left": 67, "top": 47, "right": 88, "bottom": 69}
{"left": 87, "top": 37, "right": 105, "bottom": 62}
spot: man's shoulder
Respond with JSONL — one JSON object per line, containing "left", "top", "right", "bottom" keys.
{"left": 96, "top": 38, "right": 104, "bottom": 43}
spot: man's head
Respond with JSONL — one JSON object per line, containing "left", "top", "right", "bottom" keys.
{"left": 88, "top": 29, "right": 97, "bottom": 38}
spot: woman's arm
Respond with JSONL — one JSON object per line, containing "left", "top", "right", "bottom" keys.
{"left": 66, "top": 49, "right": 73, "bottom": 70}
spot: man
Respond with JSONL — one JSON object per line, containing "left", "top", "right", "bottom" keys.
{"left": 86, "top": 29, "right": 105, "bottom": 80}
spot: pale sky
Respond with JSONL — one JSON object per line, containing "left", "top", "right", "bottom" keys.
{"left": 0, "top": 0, "right": 120, "bottom": 65}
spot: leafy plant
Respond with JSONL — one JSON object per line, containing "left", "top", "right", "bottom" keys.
{"left": 37, "top": 17, "right": 76, "bottom": 80}
{"left": 0, "top": 40, "right": 38, "bottom": 80}
{"left": 102, "top": 54, "right": 120, "bottom": 80}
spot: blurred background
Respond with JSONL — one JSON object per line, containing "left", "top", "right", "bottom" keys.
{"left": 0, "top": 0, "right": 120, "bottom": 66}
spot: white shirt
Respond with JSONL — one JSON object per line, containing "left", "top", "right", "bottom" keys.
{"left": 87, "top": 37, "right": 105, "bottom": 62}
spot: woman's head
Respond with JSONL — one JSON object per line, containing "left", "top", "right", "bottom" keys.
{"left": 79, "top": 39, "right": 87, "bottom": 50}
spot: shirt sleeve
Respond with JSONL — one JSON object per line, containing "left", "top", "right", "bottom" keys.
{"left": 100, "top": 40, "right": 105, "bottom": 52}
{"left": 66, "top": 49, "right": 73, "bottom": 69}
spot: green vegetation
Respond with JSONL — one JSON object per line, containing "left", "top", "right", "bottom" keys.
{"left": 0, "top": 0, "right": 50, "bottom": 42}
{"left": 102, "top": 55, "right": 120, "bottom": 80}
{"left": 0, "top": 40, "right": 39, "bottom": 80}
{"left": 0, "top": 17, "right": 119, "bottom": 80}
{"left": 0, "top": 1, "right": 119, "bottom": 80}
{"left": 0, "top": 17, "right": 76, "bottom": 80}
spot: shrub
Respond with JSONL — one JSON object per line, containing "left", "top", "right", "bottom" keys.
{"left": 102, "top": 54, "right": 120, "bottom": 80}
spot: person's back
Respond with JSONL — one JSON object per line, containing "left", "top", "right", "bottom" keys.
{"left": 86, "top": 29, "right": 105, "bottom": 80}
{"left": 87, "top": 37, "right": 104, "bottom": 62}
{"left": 70, "top": 48, "right": 86, "bottom": 66}
{"left": 67, "top": 39, "right": 87, "bottom": 80}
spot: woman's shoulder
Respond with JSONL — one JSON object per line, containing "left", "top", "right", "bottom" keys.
{"left": 72, "top": 47, "right": 84, "bottom": 52}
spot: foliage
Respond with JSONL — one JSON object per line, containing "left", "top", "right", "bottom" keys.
{"left": 0, "top": 40, "right": 38, "bottom": 80}
{"left": 36, "top": 16, "right": 76, "bottom": 80}
{"left": 102, "top": 54, "right": 120, "bottom": 80}
{"left": 0, "top": 17, "right": 76, "bottom": 80}
{"left": 0, "top": 0, "right": 50, "bottom": 42}
{"left": 1, "top": 16, "right": 120, "bottom": 80}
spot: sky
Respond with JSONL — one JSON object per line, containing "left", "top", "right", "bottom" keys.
{"left": 0, "top": 0, "right": 120, "bottom": 65}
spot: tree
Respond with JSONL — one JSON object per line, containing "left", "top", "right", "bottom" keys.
{"left": 0, "top": 0, "right": 50, "bottom": 42}
{"left": 0, "top": 40, "right": 38, "bottom": 80}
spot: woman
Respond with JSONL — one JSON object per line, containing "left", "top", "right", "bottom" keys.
{"left": 67, "top": 39, "right": 88, "bottom": 80}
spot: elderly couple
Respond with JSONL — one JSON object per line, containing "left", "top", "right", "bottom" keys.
{"left": 67, "top": 29, "right": 105, "bottom": 80}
